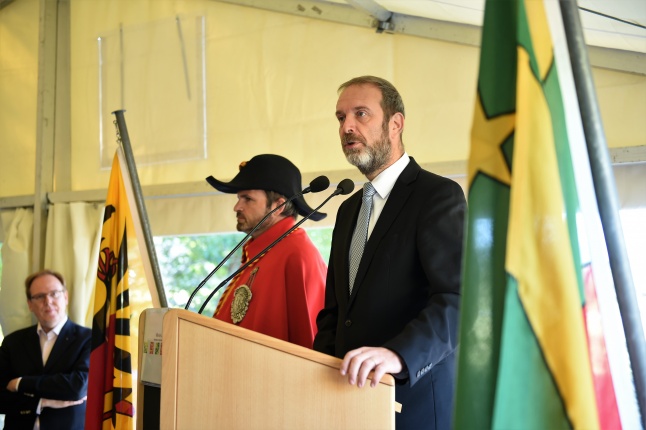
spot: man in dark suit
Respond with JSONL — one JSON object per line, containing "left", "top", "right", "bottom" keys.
{"left": 0, "top": 270, "right": 91, "bottom": 430}
{"left": 314, "top": 76, "right": 466, "bottom": 430}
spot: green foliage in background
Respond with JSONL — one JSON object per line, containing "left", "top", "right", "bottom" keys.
{"left": 303, "top": 226, "right": 333, "bottom": 264}
{"left": 154, "top": 227, "right": 332, "bottom": 316}
{"left": 154, "top": 233, "right": 245, "bottom": 316}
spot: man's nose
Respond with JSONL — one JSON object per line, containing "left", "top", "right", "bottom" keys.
{"left": 341, "top": 118, "right": 355, "bottom": 135}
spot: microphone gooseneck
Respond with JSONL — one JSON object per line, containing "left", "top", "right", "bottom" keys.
{"left": 198, "top": 179, "right": 355, "bottom": 314}
{"left": 184, "top": 175, "right": 330, "bottom": 311}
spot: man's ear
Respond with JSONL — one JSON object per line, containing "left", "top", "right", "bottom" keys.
{"left": 390, "top": 112, "right": 404, "bottom": 137}
{"left": 272, "top": 197, "right": 286, "bottom": 216}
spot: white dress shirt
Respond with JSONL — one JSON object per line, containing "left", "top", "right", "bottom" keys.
{"left": 37, "top": 317, "right": 68, "bottom": 365}
{"left": 32, "top": 316, "right": 68, "bottom": 428}
{"left": 366, "top": 152, "right": 410, "bottom": 239}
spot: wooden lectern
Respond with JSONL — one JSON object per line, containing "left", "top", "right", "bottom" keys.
{"left": 137, "top": 308, "right": 396, "bottom": 429}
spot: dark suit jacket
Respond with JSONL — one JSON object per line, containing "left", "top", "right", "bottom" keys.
{"left": 0, "top": 319, "right": 91, "bottom": 430}
{"left": 314, "top": 158, "right": 466, "bottom": 430}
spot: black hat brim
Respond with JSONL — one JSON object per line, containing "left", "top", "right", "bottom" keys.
{"left": 206, "top": 175, "right": 327, "bottom": 221}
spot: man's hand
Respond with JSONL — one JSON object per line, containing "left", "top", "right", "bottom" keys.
{"left": 340, "top": 347, "right": 403, "bottom": 388}
{"left": 41, "top": 397, "right": 87, "bottom": 409}
{"left": 6, "top": 378, "right": 20, "bottom": 392}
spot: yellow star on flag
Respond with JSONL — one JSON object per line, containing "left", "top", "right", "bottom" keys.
{"left": 468, "top": 95, "right": 516, "bottom": 187}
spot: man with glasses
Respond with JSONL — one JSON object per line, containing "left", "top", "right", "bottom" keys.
{"left": 0, "top": 269, "right": 91, "bottom": 430}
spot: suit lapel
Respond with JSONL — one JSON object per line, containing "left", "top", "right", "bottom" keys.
{"left": 26, "top": 327, "right": 45, "bottom": 370}
{"left": 349, "top": 160, "right": 420, "bottom": 306}
{"left": 44, "top": 319, "right": 74, "bottom": 370}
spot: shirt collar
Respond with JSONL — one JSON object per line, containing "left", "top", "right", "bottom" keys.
{"left": 37, "top": 316, "right": 68, "bottom": 337}
{"left": 370, "top": 152, "right": 410, "bottom": 199}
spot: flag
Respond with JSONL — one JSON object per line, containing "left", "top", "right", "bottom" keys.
{"left": 454, "top": 0, "right": 621, "bottom": 428}
{"left": 85, "top": 148, "right": 135, "bottom": 429}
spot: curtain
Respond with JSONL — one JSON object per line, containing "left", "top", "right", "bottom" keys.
{"left": 45, "top": 202, "right": 104, "bottom": 327}
{"left": 0, "top": 208, "right": 34, "bottom": 336}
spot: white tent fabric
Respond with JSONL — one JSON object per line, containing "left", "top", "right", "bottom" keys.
{"left": 2, "top": 0, "right": 644, "bottom": 199}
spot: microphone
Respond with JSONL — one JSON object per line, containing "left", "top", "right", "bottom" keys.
{"left": 303, "top": 175, "right": 330, "bottom": 194}
{"left": 335, "top": 178, "right": 355, "bottom": 196}
{"left": 198, "top": 178, "right": 355, "bottom": 314}
{"left": 184, "top": 175, "right": 330, "bottom": 311}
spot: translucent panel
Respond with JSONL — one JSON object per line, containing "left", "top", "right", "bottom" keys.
{"left": 98, "top": 15, "right": 207, "bottom": 168}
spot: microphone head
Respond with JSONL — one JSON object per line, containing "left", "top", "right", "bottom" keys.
{"left": 337, "top": 179, "right": 355, "bottom": 195}
{"left": 309, "top": 176, "right": 330, "bottom": 193}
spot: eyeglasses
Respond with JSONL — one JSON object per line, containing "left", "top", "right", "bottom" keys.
{"left": 29, "top": 290, "right": 65, "bottom": 302}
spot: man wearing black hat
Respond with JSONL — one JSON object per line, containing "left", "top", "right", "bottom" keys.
{"left": 205, "top": 154, "right": 327, "bottom": 349}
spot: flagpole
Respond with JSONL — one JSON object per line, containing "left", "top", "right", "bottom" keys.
{"left": 112, "top": 109, "right": 168, "bottom": 308}
{"left": 560, "top": 1, "right": 646, "bottom": 423}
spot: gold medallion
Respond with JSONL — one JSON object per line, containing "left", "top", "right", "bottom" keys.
{"left": 231, "top": 284, "right": 252, "bottom": 324}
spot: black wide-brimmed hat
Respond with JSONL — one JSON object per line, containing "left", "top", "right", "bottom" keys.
{"left": 206, "top": 154, "right": 326, "bottom": 221}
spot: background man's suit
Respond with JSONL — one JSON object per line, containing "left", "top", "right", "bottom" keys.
{"left": 314, "top": 158, "right": 466, "bottom": 429}
{"left": 0, "top": 319, "right": 91, "bottom": 430}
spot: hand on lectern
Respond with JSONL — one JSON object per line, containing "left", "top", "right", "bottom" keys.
{"left": 339, "top": 347, "right": 404, "bottom": 388}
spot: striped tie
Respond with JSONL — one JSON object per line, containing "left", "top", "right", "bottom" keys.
{"left": 348, "top": 182, "right": 376, "bottom": 295}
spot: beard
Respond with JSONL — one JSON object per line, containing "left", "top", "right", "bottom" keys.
{"left": 236, "top": 213, "right": 258, "bottom": 234}
{"left": 342, "top": 123, "right": 392, "bottom": 176}
{"left": 236, "top": 218, "right": 250, "bottom": 233}
{"left": 236, "top": 208, "right": 272, "bottom": 237}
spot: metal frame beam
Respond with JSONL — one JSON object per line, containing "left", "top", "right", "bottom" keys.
{"left": 346, "top": 0, "right": 392, "bottom": 31}
{"left": 32, "top": 0, "right": 60, "bottom": 272}
{"left": 0, "top": 149, "right": 641, "bottom": 209}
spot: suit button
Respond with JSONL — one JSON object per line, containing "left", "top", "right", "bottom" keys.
{"left": 345, "top": 319, "right": 352, "bottom": 327}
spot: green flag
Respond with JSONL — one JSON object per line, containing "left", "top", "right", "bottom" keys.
{"left": 454, "top": 0, "right": 621, "bottom": 428}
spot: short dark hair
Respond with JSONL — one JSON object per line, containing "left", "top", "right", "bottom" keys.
{"left": 265, "top": 190, "right": 298, "bottom": 220}
{"left": 338, "top": 75, "right": 406, "bottom": 121}
{"left": 25, "top": 269, "right": 66, "bottom": 299}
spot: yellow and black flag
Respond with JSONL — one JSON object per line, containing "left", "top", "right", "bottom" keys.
{"left": 85, "top": 148, "right": 135, "bottom": 430}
